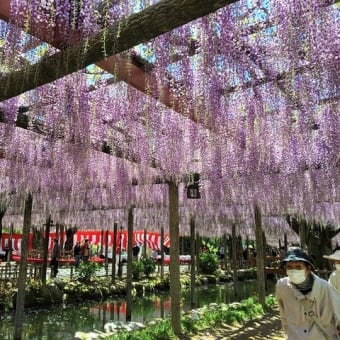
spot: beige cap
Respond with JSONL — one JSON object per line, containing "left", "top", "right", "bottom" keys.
{"left": 323, "top": 250, "right": 340, "bottom": 261}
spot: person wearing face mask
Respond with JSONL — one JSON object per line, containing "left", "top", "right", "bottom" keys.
{"left": 324, "top": 250, "right": 340, "bottom": 294}
{"left": 276, "top": 247, "right": 340, "bottom": 339}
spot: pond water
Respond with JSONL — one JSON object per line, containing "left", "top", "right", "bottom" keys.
{"left": 0, "top": 280, "right": 272, "bottom": 339}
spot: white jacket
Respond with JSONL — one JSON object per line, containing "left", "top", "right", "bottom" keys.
{"left": 276, "top": 272, "right": 340, "bottom": 339}
{"left": 329, "top": 270, "right": 340, "bottom": 295}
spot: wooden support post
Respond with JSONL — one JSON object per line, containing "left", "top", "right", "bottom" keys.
{"left": 117, "top": 226, "right": 123, "bottom": 278}
{"left": 126, "top": 206, "right": 134, "bottom": 322}
{"left": 100, "top": 229, "right": 104, "bottom": 257}
{"left": 299, "top": 220, "right": 307, "bottom": 249}
{"left": 111, "top": 223, "right": 118, "bottom": 283}
{"left": 168, "top": 181, "right": 181, "bottom": 336}
{"left": 14, "top": 193, "right": 32, "bottom": 340}
{"left": 160, "top": 227, "right": 164, "bottom": 279}
{"left": 60, "top": 224, "right": 65, "bottom": 249}
{"left": 190, "top": 217, "right": 196, "bottom": 309}
{"left": 8, "top": 223, "right": 13, "bottom": 262}
{"left": 143, "top": 228, "right": 147, "bottom": 258}
{"left": 41, "top": 215, "right": 52, "bottom": 283}
{"left": 195, "top": 232, "right": 200, "bottom": 272}
{"left": 223, "top": 233, "right": 228, "bottom": 270}
{"left": 105, "top": 229, "right": 109, "bottom": 275}
{"left": 232, "top": 223, "right": 238, "bottom": 294}
{"left": 254, "top": 204, "right": 266, "bottom": 306}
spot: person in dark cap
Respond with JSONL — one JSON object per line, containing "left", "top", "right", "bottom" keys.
{"left": 276, "top": 247, "right": 340, "bottom": 339}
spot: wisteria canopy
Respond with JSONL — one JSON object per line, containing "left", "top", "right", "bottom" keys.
{"left": 0, "top": 0, "right": 339, "bottom": 243}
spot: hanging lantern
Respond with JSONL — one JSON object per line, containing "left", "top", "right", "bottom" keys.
{"left": 187, "top": 173, "right": 201, "bottom": 199}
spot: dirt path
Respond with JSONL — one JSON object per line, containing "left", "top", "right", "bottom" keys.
{"left": 188, "top": 306, "right": 285, "bottom": 339}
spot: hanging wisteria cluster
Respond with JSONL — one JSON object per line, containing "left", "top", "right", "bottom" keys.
{"left": 0, "top": 0, "right": 339, "bottom": 239}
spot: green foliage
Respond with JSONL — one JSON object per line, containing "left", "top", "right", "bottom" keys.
{"left": 0, "top": 281, "right": 16, "bottom": 310}
{"left": 198, "top": 252, "right": 219, "bottom": 274}
{"left": 76, "top": 261, "right": 100, "bottom": 281}
{"left": 140, "top": 256, "right": 156, "bottom": 277}
{"left": 132, "top": 260, "right": 144, "bottom": 280}
{"left": 198, "top": 240, "right": 219, "bottom": 274}
{"left": 104, "top": 296, "right": 278, "bottom": 339}
{"left": 108, "top": 319, "right": 175, "bottom": 339}
{"left": 264, "top": 294, "right": 277, "bottom": 310}
{"left": 201, "top": 239, "right": 219, "bottom": 254}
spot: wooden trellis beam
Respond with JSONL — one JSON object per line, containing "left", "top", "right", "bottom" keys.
{"left": 0, "top": 0, "right": 237, "bottom": 123}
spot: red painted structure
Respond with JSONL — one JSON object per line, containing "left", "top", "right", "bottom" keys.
{"left": 10, "top": 254, "right": 105, "bottom": 265}
{"left": 0, "top": 230, "right": 170, "bottom": 254}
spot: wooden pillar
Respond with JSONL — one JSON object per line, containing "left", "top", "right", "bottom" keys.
{"left": 246, "top": 236, "right": 250, "bottom": 267}
{"left": 299, "top": 220, "right": 307, "bottom": 249}
{"left": 41, "top": 215, "right": 52, "bottom": 283}
{"left": 190, "top": 217, "right": 196, "bottom": 309}
{"left": 117, "top": 226, "right": 123, "bottom": 277}
{"left": 223, "top": 233, "right": 228, "bottom": 270}
{"left": 111, "top": 223, "right": 117, "bottom": 283}
{"left": 59, "top": 224, "right": 65, "bottom": 249}
{"left": 160, "top": 227, "right": 164, "bottom": 279}
{"left": 100, "top": 229, "right": 104, "bottom": 257}
{"left": 195, "top": 232, "right": 200, "bottom": 272}
{"left": 168, "top": 181, "right": 181, "bottom": 336}
{"left": 55, "top": 223, "right": 59, "bottom": 243}
{"left": 284, "top": 233, "right": 288, "bottom": 251}
{"left": 143, "top": 228, "right": 147, "bottom": 258}
{"left": 232, "top": 223, "right": 237, "bottom": 292}
{"left": 0, "top": 204, "right": 6, "bottom": 250}
{"left": 8, "top": 223, "right": 14, "bottom": 262}
{"left": 254, "top": 204, "right": 266, "bottom": 306}
{"left": 126, "top": 206, "right": 134, "bottom": 321}
{"left": 105, "top": 229, "right": 109, "bottom": 275}
{"left": 14, "top": 193, "right": 32, "bottom": 340}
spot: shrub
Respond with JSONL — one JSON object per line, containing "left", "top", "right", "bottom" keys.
{"left": 198, "top": 252, "right": 219, "bottom": 274}
{"left": 76, "top": 261, "right": 100, "bottom": 281}
{"left": 132, "top": 260, "right": 144, "bottom": 280}
{"left": 140, "top": 256, "right": 156, "bottom": 277}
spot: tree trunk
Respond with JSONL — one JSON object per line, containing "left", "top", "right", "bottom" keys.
{"left": 168, "top": 181, "right": 181, "bottom": 336}
{"left": 14, "top": 193, "right": 32, "bottom": 340}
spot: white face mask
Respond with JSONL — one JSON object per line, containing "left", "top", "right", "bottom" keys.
{"left": 335, "top": 264, "right": 340, "bottom": 271}
{"left": 287, "top": 269, "right": 307, "bottom": 284}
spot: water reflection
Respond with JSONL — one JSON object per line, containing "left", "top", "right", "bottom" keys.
{"left": 0, "top": 280, "right": 264, "bottom": 339}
